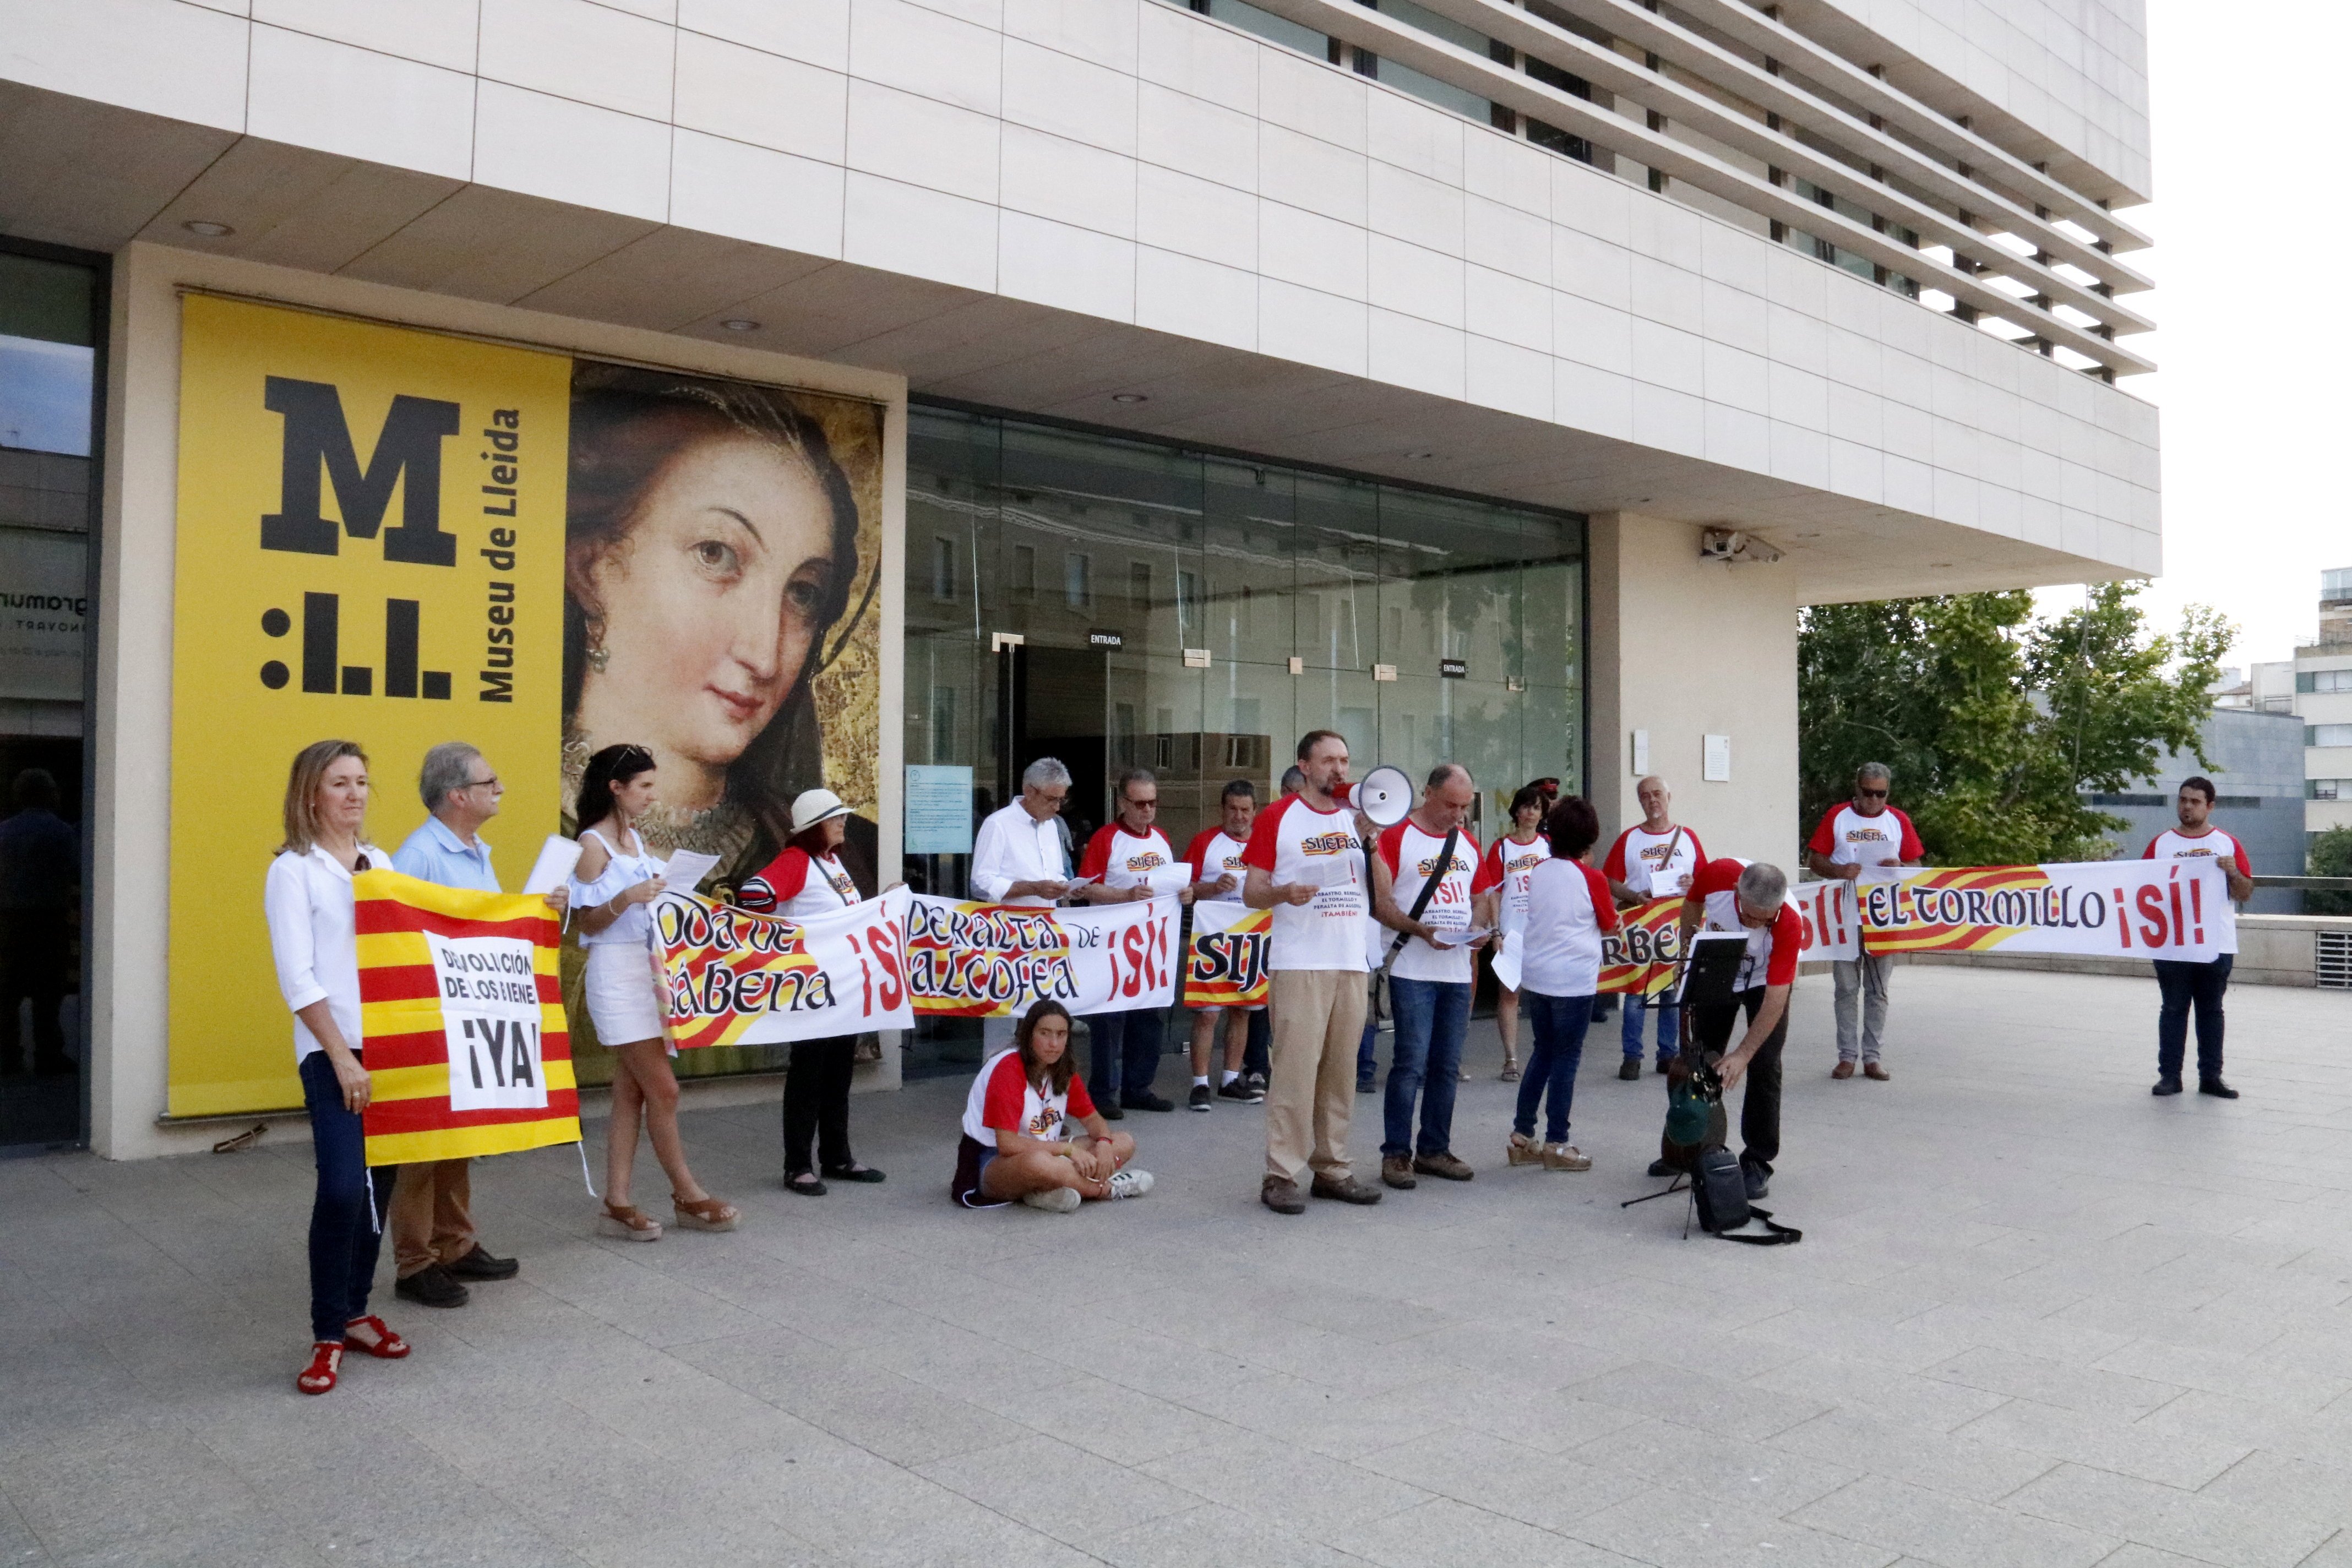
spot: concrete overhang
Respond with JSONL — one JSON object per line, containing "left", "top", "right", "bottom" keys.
{"left": 0, "top": 80, "right": 2144, "bottom": 607}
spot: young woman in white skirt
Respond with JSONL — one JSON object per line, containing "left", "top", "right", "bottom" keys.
{"left": 573, "top": 743, "right": 739, "bottom": 1240}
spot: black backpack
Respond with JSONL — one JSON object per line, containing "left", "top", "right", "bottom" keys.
{"left": 1690, "top": 1145, "right": 1803, "bottom": 1245}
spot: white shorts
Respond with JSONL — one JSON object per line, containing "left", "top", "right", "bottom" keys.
{"left": 584, "top": 941, "right": 667, "bottom": 1047}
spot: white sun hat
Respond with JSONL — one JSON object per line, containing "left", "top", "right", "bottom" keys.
{"left": 790, "top": 788, "right": 853, "bottom": 834}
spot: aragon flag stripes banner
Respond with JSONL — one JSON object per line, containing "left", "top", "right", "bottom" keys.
{"left": 1597, "top": 897, "right": 1683, "bottom": 996}
{"left": 1856, "top": 858, "right": 2230, "bottom": 961}
{"left": 655, "top": 887, "right": 913, "bottom": 1049}
{"left": 354, "top": 869, "right": 579, "bottom": 1167}
{"left": 906, "top": 894, "right": 1179, "bottom": 1019}
{"left": 1184, "top": 901, "right": 1270, "bottom": 1008}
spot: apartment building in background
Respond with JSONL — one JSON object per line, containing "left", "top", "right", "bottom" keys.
{"left": 0, "top": 0, "right": 2160, "bottom": 1154}
{"left": 2245, "top": 568, "right": 2352, "bottom": 843}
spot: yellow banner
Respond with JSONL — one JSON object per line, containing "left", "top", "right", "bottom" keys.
{"left": 170, "top": 297, "right": 569, "bottom": 1115}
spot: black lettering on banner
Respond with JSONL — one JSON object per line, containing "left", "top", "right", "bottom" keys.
{"left": 261, "top": 377, "right": 459, "bottom": 565}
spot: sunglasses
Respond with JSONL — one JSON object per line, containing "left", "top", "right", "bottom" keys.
{"left": 1857, "top": 788, "right": 1890, "bottom": 799}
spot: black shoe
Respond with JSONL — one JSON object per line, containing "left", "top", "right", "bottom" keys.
{"left": 1124, "top": 1093, "right": 1176, "bottom": 1113}
{"left": 785, "top": 1171, "right": 828, "bottom": 1196}
{"left": 2198, "top": 1079, "right": 2239, "bottom": 1099}
{"left": 1741, "top": 1163, "right": 1771, "bottom": 1200}
{"left": 1356, "top": 1076, "right": 1376, "bottom": 1095}
{"left": 1646, "top": 1157, "right": 1675, "bottom": 1178}
{"left": 2152, "top": 1077, "right": 2183, "bottom": 1096}
{"left": 1654, "top": 1060, "right": 1673, "bottom": 1076}
{"left": 1244, "top": 1071, "right": 1269, "bottom": 1096}
{"left": 445, "top": 1244, "right": 519, "bottom": 1282}
{"left": 395, "top": 1264, "right": 469, "bottom": 1309}
{"left": 1098, "top": 1102, "right": 1125, "bottom": 1120}
{"left": 1217, "top": 1079, "right": 1263, "bottom": 1104}
{"left": 1189, "top": 1084, "right": 1213, "bottom": 1112}
{"left": 1617, "top": 1058, "right": 1642, "bottom": 1081}
{"left": 823, "top": 1163, "right": 886, "bottom": 1183}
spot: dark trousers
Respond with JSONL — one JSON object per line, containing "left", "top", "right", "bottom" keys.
{"left": 300, "top": 1052, "right": 396, "bottom": 1344}
{"left": 1688, "top": 985, "right": 1787, "bottom": 1174}
{"left": 1242, "top": 1008, "right": 1271, "bottom": 1079}
{"left": 0, "top": 909, "right": 69, "bottom": 1073}
{"left": 1513, "top": 990, "right": 1594, "bottom": 1143}
{"left": 783, "top": 1035, "right": 857, "bottom": 1176}
{"left": 1087, "top": 1006, "right": 1165, "bottom": 1106}
{"left": 1384, "top": 977, "right": 1471, "bottom": 1157}
{"left": 2153, "top": 954, "right": 2231, "bottom": 1082}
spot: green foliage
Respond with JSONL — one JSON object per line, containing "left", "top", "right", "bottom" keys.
{"left": 2308, "top": 825, "right": 2352, "bottom": 916}
{"left": 1799, "top": 582, "right": 2233, "bottom": 865}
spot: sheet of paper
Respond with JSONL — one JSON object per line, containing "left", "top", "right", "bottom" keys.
{"left": 1298, "top": 856, "right": 1357, "bottom": 890}
{"left": 1145, "top": 863, "right": 1194, "bottom": 895}
{"left": 658, "top": 849, "right": 721, "bottom": 893}
{"left": 521, "top": 835, "right": 582, "bottom": 896}
{"left": 1491, "top": 943, "right": 1522, "bottom": 993}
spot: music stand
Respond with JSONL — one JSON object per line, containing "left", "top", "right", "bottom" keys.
{"left": 1621, "top": 932, "right": 1752, "bottom": 1234}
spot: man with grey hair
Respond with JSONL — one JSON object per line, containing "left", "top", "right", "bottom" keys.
{"left": 1671, "top": 856, "right": 1805, "bottom": 1199}
{"left": 1804, "top": 763, "right": 1923, "bottom": 1081}
{"left": 968, "top": 757, "right": 1135, "bottom": 1049}
{"left": 1075, "top": 767, "right": 1186, "bottom": 1113}
{"left": 386, "top": 742, "right": 559, "bottom": 1308}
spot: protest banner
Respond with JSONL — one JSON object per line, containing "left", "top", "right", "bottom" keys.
{"left": 1792, "top": 878, "right": 1861, "bottom": 963}
{"left": 1598, "top": 897, "right": 1683, "bottom": 996}
{"left": 1185, "top": 901, "right": 1270, "bottom": 1008}
{"left": 353, "top": 870, "right": 580, "bottom": 1166}
{"left": 1858, "top": 858, "right": 2231, "bottom": 961}
{"left": 655, "top": 886, "right": 913, "bottom": 1049}
{"left": 907, "top": 894, "right": 1179, "bottom": 1018}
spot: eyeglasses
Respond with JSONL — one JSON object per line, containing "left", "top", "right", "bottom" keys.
{"left": 1856, "top": 787, "right": 1890, "bottom": 798}
{"left": 465, "top": 775, "right": 502, "bottom": 793}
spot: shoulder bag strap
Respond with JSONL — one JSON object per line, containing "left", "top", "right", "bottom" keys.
{"left": 1384, "top": 826, "right": 1460, "bottom": 970}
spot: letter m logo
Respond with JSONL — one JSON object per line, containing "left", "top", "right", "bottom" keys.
{"left": 262, "top": 376, "right": 460, "bottom": 565}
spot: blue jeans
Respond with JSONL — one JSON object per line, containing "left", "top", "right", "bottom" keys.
{"left": 1086, "top": 1006, "right": 1166, "bottom": 1107}
{"left": 301, "top": 1052, "right": 396, "bottom": 1344}
{"left": 1514, "top": 991, "right": 1594, "bottom": 1144}
{"left": 1383, "top": 977, "right": 1471, "bottom": 1157}
{"left": 1358, "top": 1015, "right": 1380, "bottom": 1085}
{"left": 1621, "top": 991, "right": 1679, "bottom": 1064}
{"left": 2153, "top": 954, "right": 2231, "bottom": 1082}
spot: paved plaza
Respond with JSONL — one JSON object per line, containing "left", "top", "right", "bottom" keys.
{"left": 5, "top": 966, "right": 2352, "bottom": 1568}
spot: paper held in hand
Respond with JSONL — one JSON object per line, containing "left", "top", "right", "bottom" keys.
{"left": 520, "top": 836, "right": 582, "bottom": 896}
{"left": 1292, "top": 855, "right": 1359, "bottom": 890}
{"left": 657, "top": 850, "right": 721, "bottom": 895}
{"left": 1144, "top": 863, "right": 1194, "bottom": 896}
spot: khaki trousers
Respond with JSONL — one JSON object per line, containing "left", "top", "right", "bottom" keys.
{"left": 388, "top": 1157, "right": 477, "bottom": 1278}
{"left": 1264, "top": 968, "right": 1368, "bottom": 1184}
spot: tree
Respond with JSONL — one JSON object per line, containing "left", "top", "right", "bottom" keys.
{"left": 1799, "top": 582, "right": 2233, "bottom": 865}
{"left": 2308, "top": 825, "right": 2352, "bottom": 917}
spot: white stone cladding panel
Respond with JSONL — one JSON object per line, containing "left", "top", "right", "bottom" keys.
{"left": 6, "top": 0, "right": 2159, "bottom": 575}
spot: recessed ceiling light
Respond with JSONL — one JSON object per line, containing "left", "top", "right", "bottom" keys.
{"left": 720, "top": 319, "right": 760, "bottom": 332}
{"left": 1931, "top": 562, "right": 1953, "bottom": 568}
{"left": 183, "top": 220, "right": 234, "bottom": 237}
{"left": 1404, "top": 450, "right": 1436, "bottom": 460}
{"left": 1111, "top": 393, "right": 1148, "bottom": 404}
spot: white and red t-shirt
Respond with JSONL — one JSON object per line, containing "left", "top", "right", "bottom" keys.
{"left": 2144, "top": 828, "right": 2251, "bottom": 955}
{"left": 1479, "top": 832, "right": 1553, "bottom": 922}
{"left": 738, "top": 847, "right": 859, "bottom": 919}
{"left": 1239, "top": 794, "right": 1369, "bottom": 971}
{"left": 1807, "top": 803, "right": 1922, "bottom": 869}
{"left": 961, "top": 1047, "right": 1098, "bottom": 1145}
{"left": 1517, "top": 857, "right": 1618, "bottom": 997}
{"left": 1687, "top": 858, "right": 1804, "bottom": 993}
{"left": 1184, "top": 827, "right": 1251, "bottom": 902}
{"left": 1373, "top": 819, "right": 1495, "bottom": 983}
{"left": 1080, "top": 824, "right": 1180, "bottom": 895}
{"left": 1603, "top": 823, "right": 1707, "bottom": 899}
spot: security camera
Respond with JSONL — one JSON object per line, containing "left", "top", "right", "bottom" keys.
{"left": 1699, "top": 528, "right": 1783, "bottom": 565}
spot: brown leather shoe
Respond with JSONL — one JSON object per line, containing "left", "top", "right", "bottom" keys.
{"left": 1413, "top": 1152, "right": 1475, "bottom": 1182}
{"left": 1864, "top": 1061, "right": 1891, "bottom": 1081}
{"left": 1831, "top": 1060, "right": 1855, "bottom": 1080}
{"left": 1380, "top": 1155, "right": 1417, "bottom": 1189}
{"left": 1261, "top": 1175, "right": 1306, "bottom": 1215}
{"left": 1310, "top": 1173, "right": 1383, "bottom": 1205}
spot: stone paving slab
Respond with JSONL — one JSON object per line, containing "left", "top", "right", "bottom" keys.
{"left": 3, "top": 967, "right": 2350, "bottom": 1567}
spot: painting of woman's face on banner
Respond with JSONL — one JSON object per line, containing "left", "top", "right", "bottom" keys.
{"left": 559, "top": 361, "right": 884, "bottom": 1075}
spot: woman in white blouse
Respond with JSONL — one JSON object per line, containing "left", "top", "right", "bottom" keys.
{"left": 264, "top": 739, "right": 410, "bottom": 1395}
{"left": 572, "top": 743, "right": 738, "bottom": 1240}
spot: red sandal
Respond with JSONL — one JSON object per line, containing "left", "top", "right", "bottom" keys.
{"left": 297, "top": 1342, "right": 343, "bottom": 1395}
{"left": 341, "top": 1315, "right": 410, "bottom": 1359}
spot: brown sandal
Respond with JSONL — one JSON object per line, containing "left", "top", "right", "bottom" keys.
{"left": 672, "top": 1194, "right": 739, "bottom": 1232}
{"left": 597, "top": 1200, "right": 662, "bottom": 1242}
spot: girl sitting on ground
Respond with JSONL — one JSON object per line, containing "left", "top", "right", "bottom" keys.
{"left": 952, "top": 1001, "right": 1153, "bottom": 1212}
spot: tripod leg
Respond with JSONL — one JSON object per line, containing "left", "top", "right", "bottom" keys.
{"left": 1620, "top": 1177, "right": 1687, "bottom": 1208}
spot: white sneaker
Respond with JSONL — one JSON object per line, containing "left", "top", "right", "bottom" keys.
{"left": 1108, "top": 1168, "right": 1155, "bottom": 1200}
{"left": 1021, "top": 1187, "right": 1081, "bottom": 1213}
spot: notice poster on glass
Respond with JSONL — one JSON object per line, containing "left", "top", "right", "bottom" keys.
{"left": 905, "top": 764, "right": 974, "bottom": 854}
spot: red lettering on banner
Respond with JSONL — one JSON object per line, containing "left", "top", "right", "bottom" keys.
{"left": 2136, "top": 883, "right": 2168, "bottom": 947}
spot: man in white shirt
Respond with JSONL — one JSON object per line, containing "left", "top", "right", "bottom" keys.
{"left": 1803, "top": 762, "right": 1924, "bottom": 1081}
{"left": 1242, "top": 731, "right": 1385, "bottom": 1214}
{"left": 2142, "top": 776, "right": 2256, "bottom": 1098}
{"left": 1076, "top": 769, "right": 1185, "bottom": 1116}
{"left": 1368, "top": 764, "right": 1495, "bottom": 1189}
{"left": 968, "top": 757, "right": 1130, "bottom": 1047}
{"left": 1600, "top": 776, "right": 1707, "bottom": 1081}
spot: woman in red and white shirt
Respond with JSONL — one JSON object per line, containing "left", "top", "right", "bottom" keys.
{"left": 1504, "top": 796, "right": 1618, "bottom": 1173}
{"left": 740, "top": 788, "right": 886, "bottom": 1195}
{"left": 1479, "top": 784, "right": 1552, "bottom": 1082}
{"left": 951, "top": 1001, "right": 1151, "bottom": 1212}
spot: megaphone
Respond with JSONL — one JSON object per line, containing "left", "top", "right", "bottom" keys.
{"left": 1350, "top": 765, "right": 1415, "bottom": 829}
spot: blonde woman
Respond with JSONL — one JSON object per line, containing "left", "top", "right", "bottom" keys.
{"left": 573, "top": 743, "right": 738, "bottom": 1240}
{"left": 263, "top": 739, "right": 408, "bottom": 1395}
